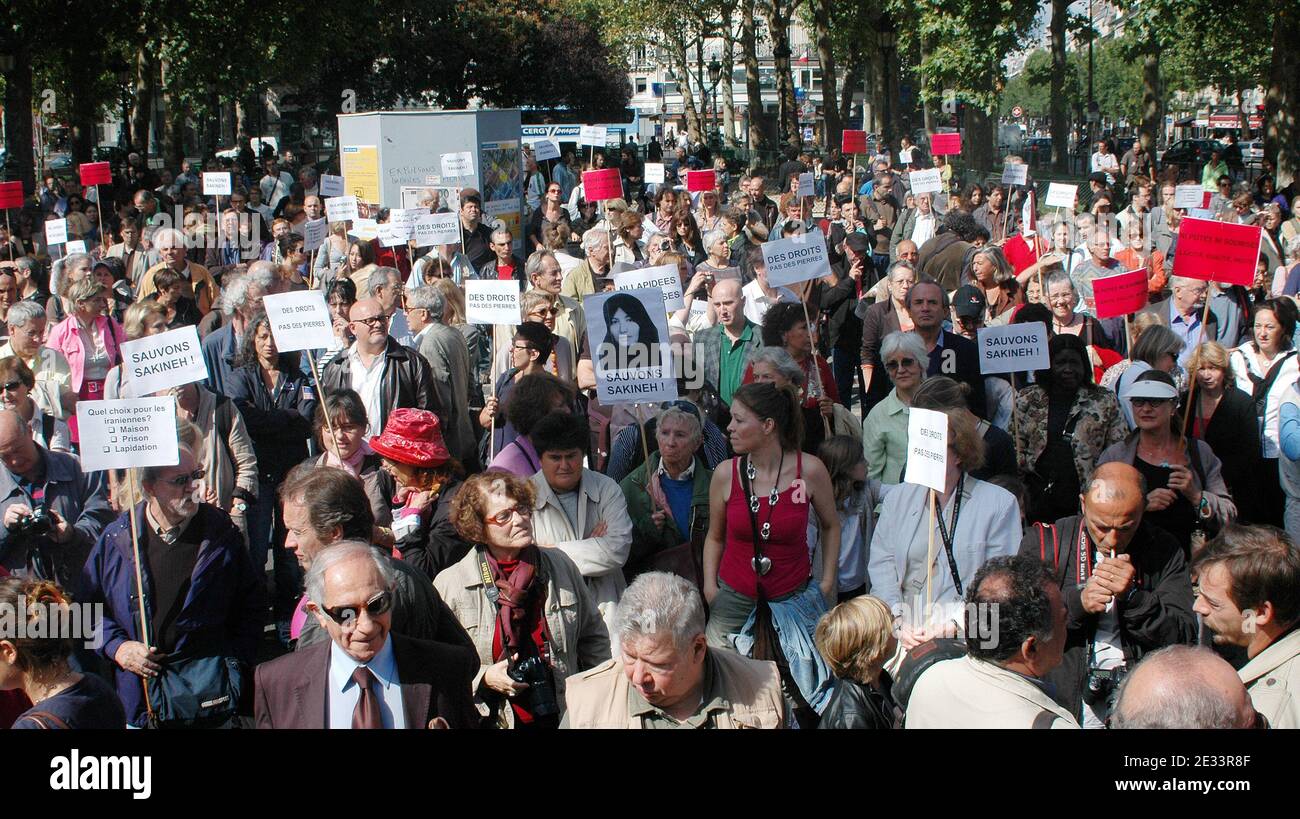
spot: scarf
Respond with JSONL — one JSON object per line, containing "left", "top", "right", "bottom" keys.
{"left": 322, "top": 441, "right": 373, "bottom": 476}
{"left": 484, "top": 545, "right": 542, "bottom": 661}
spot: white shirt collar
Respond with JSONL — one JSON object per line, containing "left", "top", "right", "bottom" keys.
{"left": 657, "top": 458, "right": 696, "bottom": 481}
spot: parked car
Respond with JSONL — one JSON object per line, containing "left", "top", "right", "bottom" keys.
{"left": 1241, "top": 140, "right": 1264, "bottom": 170}
{"left": 1158, "top": 138, "right": 1223, "bottom": 171}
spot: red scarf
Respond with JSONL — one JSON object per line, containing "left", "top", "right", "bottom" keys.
{"left": 484, "top": 546, "right": 541, "bottom": 661}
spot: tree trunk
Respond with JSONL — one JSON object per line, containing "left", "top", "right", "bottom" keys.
{"left": 1264, "top": 4, "right": 1299, "bottom": 187}
{"left": 2, "top": 40, "right": 36, "bottom": 194}
{"left": 966, "top": 105, "right": 995, "bottom": 173}
{"left": 919, "top": 36, "right": 933, "bottom": 137}
{"left": 670, "top": 39, "right": 703, "bottom": 145}
{"left": 161, "top": 61, "right": 185, "bottom": 169}
{"left": 839, "top": 54, "right": 862, "bottom": 131}
{"left": 1049, "top": 0, "right": 1070, "bottom": 173}
{"left": 741, "top": 0, "right": 768, "bottom": 157}
{"left": 721, "top": 8, "right": 739, "bottom": 149}
{"left": 131, "top": 47, "right": 156, "bottom": 156}
{"left": 1139, "top": 45, "right": 1161, "bottom": 153}
{"left": 67, "top": 70, "right": 98, "bottom": 165}
{"left": 810, "top": 0, "right": 840, "bottom": 152}
{"left": 763, "top": 0, "right": 800, "bottom": 151}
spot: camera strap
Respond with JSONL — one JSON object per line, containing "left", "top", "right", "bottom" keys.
{"left": 1076, "top": 524, "right": 1092, "bottom": 587}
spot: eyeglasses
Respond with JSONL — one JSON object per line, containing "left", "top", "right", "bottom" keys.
{"left": 885, "top": 357, "right": 919, "bottom": 371}
{"left": 486, "top": 505, "right": 532, "bottom": 527}
{"left": 351, "top": 314, "right": 388, "bottom": 329}
{"left": 1, "top": 380, "right": 24, "bottom": 392}
{"left": 512, "top": 343, "right": 534, "bottom": 353}
{"left": 160, "top": 469, "right": 205, "bottom": 488}
{"left": 1130, "top": 397, "right": 1173, "bottom": 408}
{"left": 320, "top": 590, "right": 394, "bottom": 626}
{"left": 529, "top": 307, "right": 560, "bottom": 318}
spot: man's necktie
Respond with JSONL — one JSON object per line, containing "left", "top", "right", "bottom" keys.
{"left": 351, "top": 666, "right": 383, "bottom": 729}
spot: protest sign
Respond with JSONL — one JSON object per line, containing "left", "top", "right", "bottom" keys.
{"left": 579, "top": 125, "right": 607, "bottom": 147}
{"left": 465, "top": 280, "right": 522, "bottom": 326}
{"left": 585, "top": 288, "right": 678, "bottom": 405}
{"left": 614, "top": 263, "right": 685, "bottom": 312}
{"left": 761, "top": 228, "right": 833, "bottom": 288}
{"left": 325, "top": 195, "right": 359, "bottom": 223}
{"left": 930, "top": 132, "right": 962, "bottom": 155}
{"left": 532, "top": 140, "right": 560, "bottom": 162}
{"left": 977, "top": 322, "right": 1050, "bottom": 375}
{"left": 65, "top": 240, "right": 87, "bottom": 255}
{"left": 899, "top": 148, "right": 915, "bottom": 165}
{"left": 303, "top": 218, "right": 328, "bottom": 252}
{"left": 1000, "top": 164, "right": 1028, "bottom": 186}
{"left": 909, "top": 168, "right": 943, "bottom": 195}
{"left": 1092, "top": 268, "right": 1150, "bottom": 318}
{"left": 687, "top": 170, "right": 716, "bottom": 192}
{"left": 45, "top": 218, "right": 68, "bottom": 246}
{"left": 0, "top": 181, "right": 23, "bottom": 209}
{"left": 1171, "top": 217, "right": 1261, "bottom": 287}
{"left": 440, "top": 151, "right": 475, "bottom": 179}
{"left": 202, "top": 172, "right": 231, "bottom": 195}
{"left": 412, "top": 212, "right": 461, "bottom": 248}
{"left": 378, "top": 222, "right": 409, "bottom": 248}
{"left": 79, "top": 162, "right": 112, "bottom": 186}
{"left": 842, "top": 130, "right": 867, "bottom": 154}
{"left": 263, "top": 290, "right": 335, "bottom": 352}
{"left": 797, "top": 173, "right": 815, "bottom": 198}
{"left": 349, "top": 218, "right": 378, "bottom": 241}
{"left": 1175, "top": 185, "right": 1206, "bottom": 209}
{"left": 120, "top": 326, "right": 208, "bottom": 397}
{"left": 77, "top": 397, "right": 179, "bottom": 473}
{"left": 1045, "top": 182, "right": 1077, "bottom": 209}
{"left": 320, "top": 174, "right": 346, "bottom": 197}
{"left": 905, "top": 407, "right": 948, "bottom": 492}
{"left": 583, "top": 169, "right": 623, "bottom": 201}
{"left": 644, "top": 163, "right": 666, "bottom": 184}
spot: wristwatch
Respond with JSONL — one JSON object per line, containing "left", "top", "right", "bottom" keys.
{"left": 232, "top": 501, "right": 248, "bottom": 514}
{"left": 1197, "top": 495, "right": 1212, "bottom": 520}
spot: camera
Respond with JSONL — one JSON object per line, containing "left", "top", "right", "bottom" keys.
{"left": 508, "top": 654, "right": 559, "bottom": 717}
{"left": 1083, "top": 666, "right": 1127, "bottom": 708}
{"left": 10, "top": 506, "right": 53, "bottom": 539}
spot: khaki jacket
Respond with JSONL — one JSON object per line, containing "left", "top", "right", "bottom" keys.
{"left": 1239, "top": 628, "right": 1300, "bottom": 729}
{"left": 433, "top": 546, "right": 611, "bottom": 729}
{"left": 906, "top": 656, "right": 1080, "bottom": 729}
{"left": 563, "top": 649, "right": 785, "bottom": 729}
{"left": 138, "top": 260, "right": 220, "bottom": 315}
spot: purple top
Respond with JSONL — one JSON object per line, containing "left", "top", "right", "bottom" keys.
{"left": 488, "top": 435, "right": 541, "bottom": 478}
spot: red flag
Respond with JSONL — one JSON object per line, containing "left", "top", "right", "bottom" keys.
{"left": 1172, "top": 217, "right": 1261, "bottom": 287}
{"left": 1003, "top": 232, "right": 1038, "bottom": 275}
{"left": 1093, "top": 268, "right": 1150, "bottom": 318}
{"left": 929, "top": 132, "right": 962, "bottom": 155}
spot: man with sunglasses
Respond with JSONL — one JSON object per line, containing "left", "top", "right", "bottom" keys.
{"left": 321, "top": 298, "right": 435, "bottom": 439}
{"left": 254, "top": 540, "right": 478, "bottom": 728}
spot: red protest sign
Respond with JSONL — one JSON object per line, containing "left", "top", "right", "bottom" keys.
{"left": 79, "top": 162, "right": 112, "bottom": 186}
{"left": 0, "top": 182, "right": 23, "bottom": 210}
{"left": 686, "top": 170, "right": 716, "bottom": 192}
{"left": 930, "top": 132, "right": 962, "bottom": 155}
{"left": 582, "top": 168, "right": 623, "bottom": 202}
{"left": 1092, "top": 268, "right": 1149, "bottom": 319}
{"left": 842, "top": 130, "right": 867, "bottom": 154}
{"left": 1171, "top": 217, "right": 1261, "bottom": 287}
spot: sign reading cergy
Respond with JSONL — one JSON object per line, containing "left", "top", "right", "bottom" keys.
{"left": 977, "top": 322, "right": 1050, "bottom": 375}
{"left": 905, "top": 407, "right": 948, "bottom": 492}
{"left": 120, "top": 326, "right": 208, "bottom": 396}
{"left": 465, "top": 280, "right": 521, "bottom": 325}
{"left": 760, "top": 228, "right": 832, "bottom": 287}
{"left": 614, "top": 263, "right": 684, "bottom": 312}
{"left": 262, "top": 290, "right": 335, "bottom": 352}
{"left": 77, "top": 397, "right": 180, "bottom": 473}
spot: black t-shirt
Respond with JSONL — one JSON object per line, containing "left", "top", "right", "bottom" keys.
{"left": 11, "top": 673, "right": 127, "bottom": 729}
{"left": 462, "top": 221, "right": 496, "bottom": 270}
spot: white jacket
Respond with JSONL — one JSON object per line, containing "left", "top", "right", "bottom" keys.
{"left": 906, "top": 656, "right": 1080, "bottom": 729}
{"left": 529, "top": 469, "right": 633, "bottom": 643}
{"left": 1238, "top": 628, "right": 1300, "bottom": 729}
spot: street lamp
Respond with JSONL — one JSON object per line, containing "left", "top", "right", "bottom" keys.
{"left": 879, "top": 19, "right": 897, "bottom": 150}
{"left": 707, "top": 57, "right": 722, "bottom": 145}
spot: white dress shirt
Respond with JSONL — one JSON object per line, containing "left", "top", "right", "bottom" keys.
{"left": 741, "top": 279, "right": 799, "bottom": 326}
{"left": 910, "top": 212, "right": 937, "bottom": 248}
{"left": 348, "top": 344, "right": 388, "bottom": 437}
{"left": 327, "top": 637, "right": 406, "bottom": 729}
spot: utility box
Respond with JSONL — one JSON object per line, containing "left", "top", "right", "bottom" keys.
{"left": 335, "top": 108, "right": 525, "bottom": 244}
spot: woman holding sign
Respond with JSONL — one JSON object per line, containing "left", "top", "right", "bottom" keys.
{"left": 46, "top": 278, "right": 125, "bottom": 448}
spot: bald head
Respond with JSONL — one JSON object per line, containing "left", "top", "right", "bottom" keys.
{"left": 1081, "top": 462, "right": 1146, "bottom": 555}
{"left": 1112, "top": 645, "right": 1256, "bottom": 729}
{"left": 0, "top": 409, "right": 39, "bottom": 477}
{"left": 709, "top": 278, "right": 745, "bottom": 333}
{"left": 1085, "top": 463, "right": 1145, "bottom": 505}
{"left": 349, "top": 298, "right": 389, "bottom": 353}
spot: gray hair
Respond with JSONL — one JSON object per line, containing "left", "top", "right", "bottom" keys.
{"left": 141, "top": 446, "right": 195, "bottom": 486}
{"left": 219, "top": 263, "right": 274, "bottom": 316}
{"left": 405, "top": 285, "right": 445, "bottom": 321}
{"left": 880, "top": 330, "right": 930, "bottom": 369}
{"left": 304, "top": 539, "right": 398, "bottom": 610}
{"left": 613, "top": 572, "right": 706, "bottom": 653}
{"left": 701, "top": 229, "right": 726, "bottom": 249}
{"left": 14, "top": 257, "right": 40, "bottom": 279}
{"left": 62, "top": 252, "right": 92, "bottom": 271}
{"left": 581, "top": 228, "right": 609, "bottom": 253}
{"left": 524, "top": 249, "right": 558, "bottom": 281}
{"left": 1131, "top": 324, "right": 1185, "bottom": 366}
{"left": 5, "top": 300, "right": 45, "bottom": 329}
{"left": 1044, "top": 271, "right": 1076, "bottom": 296}
{"left": 1170, "top": 275, "right": 1208, "bottom": 290}
{"left": 367, "top": 266, "right": 401, "bottom": 297}
{"left": 656, "top": 406, "right": 702, "bottom": 446}
{"left": 748, "top": 346, "right": 805, "bottom": 387}
{"left": 1111, "top": 645, "right": 1249, "bottom": 729}
{"left": 887, "top": 260, "right": 916, "bottom": 282}
{"left": 490, "top": 227, "right": 512, "bottom": 245}
{"left": 971, "top": 245, "right": 1013, "bottom": 283}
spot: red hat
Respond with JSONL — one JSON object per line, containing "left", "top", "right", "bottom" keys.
{"left": 369, "top": 409, "right": 450, "bottom": 468}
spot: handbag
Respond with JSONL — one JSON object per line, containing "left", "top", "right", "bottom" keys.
{"left": 647, "top": 511, "right": 708, "bottom": 594}
{"left": 145, "top": 652, "right": 245, "bottom": 729}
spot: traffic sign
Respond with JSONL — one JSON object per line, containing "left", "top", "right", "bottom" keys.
{"left": 1011, "top": 106, "right": 1024, "bottom": 119}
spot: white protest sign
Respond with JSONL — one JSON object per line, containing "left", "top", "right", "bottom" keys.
{"left": 899, "top": 148, "right": 914, "bottom": 165}
{"left": 465, "top": 280, "right": 522, "bottom": 325}
{"left": 389, "top": 208, "right": 419, "bottom": 234}
{"left": 120, "top": 325, "right": 208, "bottom": 396}
{"left": 1045, "top": 182, "right": 1078, "bottom": 209}
{"left": 1175, "top": 184, "right": 1205, "bottom": 209}
{"left": 644, "top": 163, "right": 666, "bottom": 184}
{"left": 977, "top": 321, "right": 1050, "bottom": 375}
{"left": 412, "top": 212, "right": 462, "bottom": 248}
{"left": 614, "top": 263, "right": 685, "bottom": 312}
{"left": 303, "top": 218, "right": 328, "bottom": 252}
{"left": 262, "top": 289, "right": 335, "bottom": 352}
{"left": 584, "top": 288, "right": 678, "bottom": 405}
{"left": 325, "top": 195, "right": 359, "bottom": 223}
{"left": 532, "top": 140, "right": 560, "bottom": 162}
{"left": 909, "top": 168, "right": 943, "bottom": 195}
{"left": 377, "top": 223, "right": 408, "bottom": 248}
{"left": 1000, "top": 164, "right": 1028, "bottom": 186}
{"left": 349, "top": 218, "right": 378, "bottom": 241}
{"left": 905, "top": 406, "right": 948, "bottom": 492}
{"left": 797, "top": 173, "right": 816, "bottom": 198}
{"left": 320, "top": 174, "right": 346, "bottom": 198}
{"left": 440, "top": 151, "right": 475, "bottom": 179}
{"left": 761, "top": 228, "right": 833, "bottom": 288}
{"left": 579, "top": 125, "right": 608, "bottom": 148}
{"left": 65, "top": 240, "right": 87, "bottom": 255}
{"left": 202, "top": 172, "right": 232, "bottom": 196}
{"left": 77, "top": 397, "right": 179, "bottom": 472}
{"left": 45, "top": 218, "right": 68, "bottom": 246}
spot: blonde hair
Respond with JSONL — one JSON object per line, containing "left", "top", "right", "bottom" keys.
{"left": 947, "top": 405, "right": 986, "bottom": 472}
{"left": 815, "top": 595, "right": 896, "bottom": 682}
{"left": 1189, "top": 340, "right": 1231, "bottom": 375}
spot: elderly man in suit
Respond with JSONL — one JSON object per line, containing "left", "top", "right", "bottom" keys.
{"left": 254, "top": 540, "right": 478, "bottom": 729}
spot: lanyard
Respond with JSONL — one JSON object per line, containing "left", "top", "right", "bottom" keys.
{"left": 934, "top": 475, "right": 966, "bottom": 596}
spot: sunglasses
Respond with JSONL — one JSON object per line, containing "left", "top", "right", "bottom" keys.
{"left": 486, "top": 505, "right": 532, "bottom": 527}
{"left": 529, "top": 307, "right": 560, "bottom": 317}
{"left": 1, "top": 380, "right": 24, "bottom": 392}
{"left": 885, "top": 357, "right": 919, "bottom": 371}
{"left": 320, "top": 590, "right": 394, "bottom": 626}
{"left": 351, "top": 314, "right": 388, "bottom": 329}
{"left": 1130, "top": 397, "right": 1174, "bottom": 407}
{"left": 160, "top": 469, "right": 205, "bottom": 488}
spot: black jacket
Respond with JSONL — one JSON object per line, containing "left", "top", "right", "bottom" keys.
{"left": 1181, "top": 385, "right": 1265, "bottom": 523}
{"left": 396, "top": 480, "right": 473, "bottom": 581}
{"left": 319, "top": 336, "right": 436, "bottom": 427}
{"left": 819, "top": 674, "right": 901, "bottom": 729}
{"left": 226, "top": 363, "right": 317, "bottom": 483}
{"left": 822, "top": 260, "right": 866, "bottom": 354}
{"left": 461, "top": 221, "right": 497, "bottom": 269}
{"left": 931, "top": 330, "right": 988, "bottom": 420}
{"left": 1018, "top": 515, "right": 1196, "bottom": 720}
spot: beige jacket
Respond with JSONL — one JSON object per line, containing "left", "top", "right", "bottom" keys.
{"left": 1239, "top": 629, "right": 1300, "bottom": 729}
{"left": 433, "top": 546, "right": 611, "bottom": 729}
{"left": 906, "top": 656, "right": 1080, "bottom": 729}
{"left": 563, "top": 649, "right": 784, "bottom": 729}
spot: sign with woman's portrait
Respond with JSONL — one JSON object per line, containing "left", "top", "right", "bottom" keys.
{"left": 583, "top": 288, "right": 678, "bottom": 405}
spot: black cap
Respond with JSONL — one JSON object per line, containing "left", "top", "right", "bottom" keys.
{"left": 1088, "top": 171, "right": 1108, "bottom": 185}
{"left": 953, "top": 284, "right": 986, "bottom": 319}
{"left": 845, "top": 233, "right": 872, "bottom": 256}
